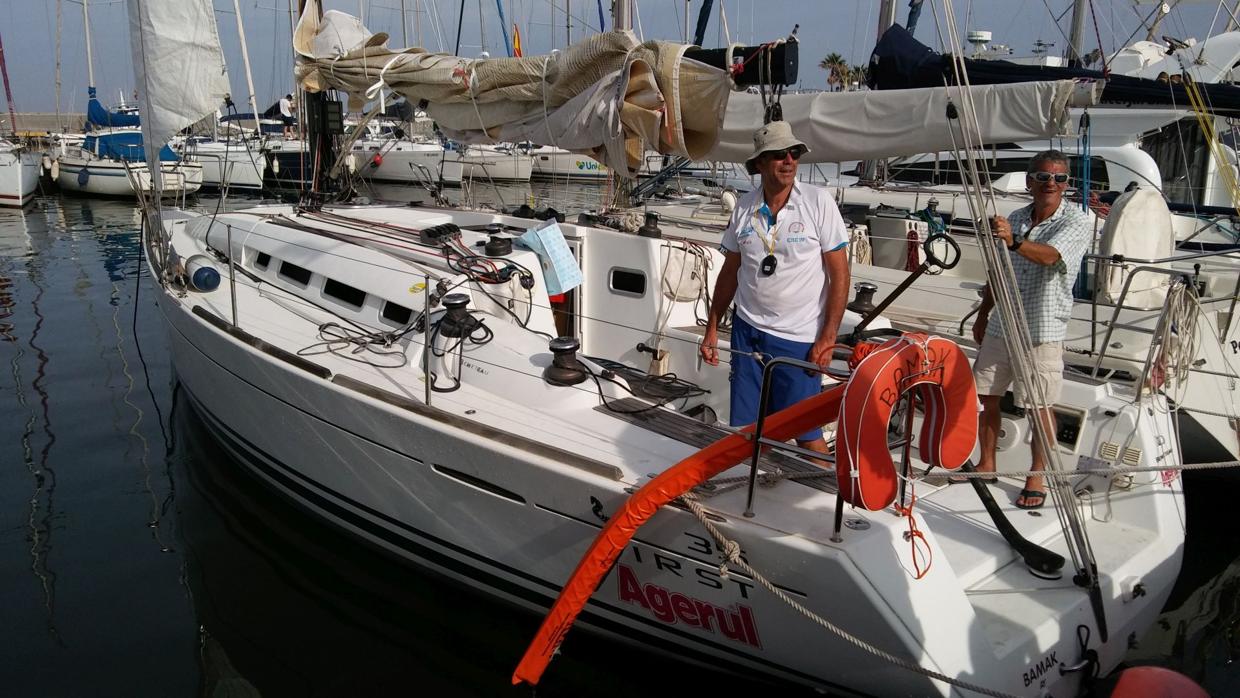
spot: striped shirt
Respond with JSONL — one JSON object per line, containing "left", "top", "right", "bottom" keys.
{"left": 987, "top": 200, "right": 1094, "bottom": 343}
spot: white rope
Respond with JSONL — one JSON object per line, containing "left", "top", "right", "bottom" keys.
{"left": 677, "top": 492, "right": 1022, "bottom": 698}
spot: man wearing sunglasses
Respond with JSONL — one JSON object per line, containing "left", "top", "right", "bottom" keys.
{"left": 699, "top": 121, "right": 851, "bottom": 461}
{"left": 969, "top": 150, "right": 1093, "bottom": 509}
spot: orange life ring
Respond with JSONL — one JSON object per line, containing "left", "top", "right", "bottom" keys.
{"left": 837, "top": 334, "right": 977, "bottom": 511}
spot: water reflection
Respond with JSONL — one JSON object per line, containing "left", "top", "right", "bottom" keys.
{"left": 0, "top": 202, "right": 64, "bottom": 645}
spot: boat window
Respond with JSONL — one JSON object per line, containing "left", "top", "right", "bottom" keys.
{"left": 609, "top": 268, "right": 646, "bottom": 298}
{"left": 254, "top": 251, "right": 271, "bottom": 270}
{"left": 323, "top": 278, "right": 366, "bottom": 309}
{"left": 382, "top": 301, "right": 413, "bottom": 326}
{"left": 278, "top": 261, "right": 312, "bottom": 287}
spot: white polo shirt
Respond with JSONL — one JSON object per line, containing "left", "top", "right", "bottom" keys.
{"left": 720, "top": 181, "right": 849, "bottom": 342}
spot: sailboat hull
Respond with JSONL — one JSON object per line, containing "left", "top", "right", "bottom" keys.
{"left": 56, "top": 154, "right": 202, "bottom": 197}
{"left": 149, "top": 204, "right": 1187, "bottom": 697}
{"left": 0, "top": 147, "right": 40, "bottom": 207}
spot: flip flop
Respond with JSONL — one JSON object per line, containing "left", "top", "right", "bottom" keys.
{"left": 1015, "top": 488, "right": 1046, "bottom": 509}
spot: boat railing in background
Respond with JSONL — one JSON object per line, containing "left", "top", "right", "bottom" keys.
{"left": 1084, "top": 262, "right": 1233, "bottom": 391}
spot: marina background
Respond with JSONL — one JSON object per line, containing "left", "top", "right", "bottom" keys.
{"left": 0, "top": 188, "right": 1236, "bottom": 696}
{"left": 0, "top": 0, "right": 1232, "bottom": 118}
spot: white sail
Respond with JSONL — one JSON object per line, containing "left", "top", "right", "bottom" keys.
{"left": 126, "top": 0, "right": 230, "bottom": 180}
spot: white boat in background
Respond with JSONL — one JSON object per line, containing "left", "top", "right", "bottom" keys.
{"left": 0, "top": 25, "right": 38, "bottom": 208}
{"left": 0, "top": 140, "right": 39, "bottom": 208}
{"left": 352, "top": 137, "right": 453, "bottom": 184}
{"left": 56, "top": 130, "right": 202, "bottom": 198}
{"left": 355, "top": 138, "right": 532, "bottom": 185}
{"left": 180, "top": 137, "right": 265, "bottom": 191}
{"left": 528, "top": 144, "right": 610, "bottom": 178}
{"left": 447, "top": 142, "right": 532, "bottom": 182}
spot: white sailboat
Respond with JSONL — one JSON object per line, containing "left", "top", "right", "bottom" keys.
{"left": 56, "top": 0, "right": 203, "bottom": 198}
{"left": 0, "top": 31, "right": 41, "bottom": 208}
{"left": 134, "top": 2, "right": 1193, "bottom": 696}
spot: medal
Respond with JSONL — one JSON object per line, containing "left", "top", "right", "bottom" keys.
{"left": 760, "top": 254, "right": 778, "bottom": 276}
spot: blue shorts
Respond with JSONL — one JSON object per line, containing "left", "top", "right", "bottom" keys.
{"left": 729, "top": 314, "right": 823, "bottom": 442}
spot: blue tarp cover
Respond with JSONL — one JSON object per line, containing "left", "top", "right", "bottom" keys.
{"left": 84, "top": 132, "right": 178, "bottom": 162}
{"left": 85, "top": 86, "right": 141, "bottom": 128}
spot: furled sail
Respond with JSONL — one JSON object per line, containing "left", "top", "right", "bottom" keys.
{"left": 125, "top": 0, "right": 230, "bottom": 181}
{"left": 292, "top": 0, "right": 1095, "bottom": 176}
{"left": 292, "top": 0, "right": 730, "bottom": 178}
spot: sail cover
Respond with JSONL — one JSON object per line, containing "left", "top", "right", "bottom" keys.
{"left": 708, "top": 80, "right": 1096, "bottom": 164}
{"left": 292, "top": 0, "right": 730, "bottom": 178}
{"left": 126, "top": 0, "right": 230, "bottom": 181}
{"left": 870, "top": 24, "right": 1240, "bottom": 117}
{"left": 86, "top": 87, "right": 141, "bottom": 129}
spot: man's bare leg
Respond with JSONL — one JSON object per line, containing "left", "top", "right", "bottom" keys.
{"left": 796, "top": 437, "right": 831, "bottom": 468}
{"left": 1016, "top": 406, "right": 1055, "bottom": 507}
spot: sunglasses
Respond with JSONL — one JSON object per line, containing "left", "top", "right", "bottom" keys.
{"left": 763, "top": 147, "right": 803, "bottom": 162}
{"left": 1028, "top": 171, "right": 1070, "bottom": 184}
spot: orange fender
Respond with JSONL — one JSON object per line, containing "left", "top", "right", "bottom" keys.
{"left": 1109, "top": 666, "right": 1209, "bottom": 698}
{"left": 511, "top": 385, "right": 845, "bottom": 686}
{"left": 837, "top": 334, "right": 977, "bottom": 511}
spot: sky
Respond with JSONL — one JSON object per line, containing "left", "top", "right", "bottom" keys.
{"left": 0, "top": 0, "right": 1229, "bottom": 113}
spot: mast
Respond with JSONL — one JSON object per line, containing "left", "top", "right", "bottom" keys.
{"left": 83, "top": 0, "right": 95, "bottom": 88}
{"left": 55, "top": 0, "right": 63, "bottom": 131}
{"left": 231, "top": 0, "right": 262, "bottom": 134}
{"left": 614, "top": 0, "right": 630, "bottom": 31}
{"left": 1067, "top": 0, "right": 1087, "bottom": 65}
{"left": 1145, "top": 0, "right": 1176, "bottom": 42}
{"left": 0, "top": 31, "right": 18, "bottom": 135}
{"left": 400, "top": 0, "right": 409, "bottom": 46}
{"left": 876, "top": 0, "right": 897, "bottom": 41}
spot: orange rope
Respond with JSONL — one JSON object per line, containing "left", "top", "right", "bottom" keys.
{"left": 893, "top": 490, "right": 932, "bottom": 580}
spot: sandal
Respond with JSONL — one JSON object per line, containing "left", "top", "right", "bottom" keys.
{"left": 1015, "top": 488, "right": 1046, "bottom": 509}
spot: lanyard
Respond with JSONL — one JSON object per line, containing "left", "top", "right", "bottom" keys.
{"left": 752, "top": 204, "right": 780, "bottom": 256}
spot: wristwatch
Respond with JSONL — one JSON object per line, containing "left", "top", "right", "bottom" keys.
{"left": 1008, "top": 237, "right": 1023, "bottom": 252}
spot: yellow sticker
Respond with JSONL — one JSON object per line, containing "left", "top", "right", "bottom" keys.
{"left": 409, "top": 282, "right": 427, "bottom": 293}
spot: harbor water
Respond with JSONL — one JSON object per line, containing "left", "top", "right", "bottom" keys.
{"left": 0, "top": 190, "right": 1235, "bottom": 697}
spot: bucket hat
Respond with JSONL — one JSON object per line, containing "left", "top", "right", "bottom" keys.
{"left": 745, "top": 120, "right": 810, "bottom": 175}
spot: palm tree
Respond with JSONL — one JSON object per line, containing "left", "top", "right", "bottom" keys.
{"left": 819, "top": 52, "right": 847, "bottom": 91}
{"left": 849, "top": 63, "right": 868, "bottom": 89}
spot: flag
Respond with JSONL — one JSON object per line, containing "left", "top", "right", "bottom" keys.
{"left": 513, "top": 24, "right": 522, "bottom": 58}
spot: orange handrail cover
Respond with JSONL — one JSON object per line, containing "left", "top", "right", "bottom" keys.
{"left": 511, "top": 384, "right": 845, "bottom": 686}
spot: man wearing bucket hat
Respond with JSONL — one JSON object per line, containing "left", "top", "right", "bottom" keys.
{"left": 699, "top": 121, "right": 851, "bottom": 458}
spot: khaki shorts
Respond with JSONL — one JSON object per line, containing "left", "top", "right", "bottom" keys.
{"left": 972, "top": 335, "right": 1063, "bottom": 407}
